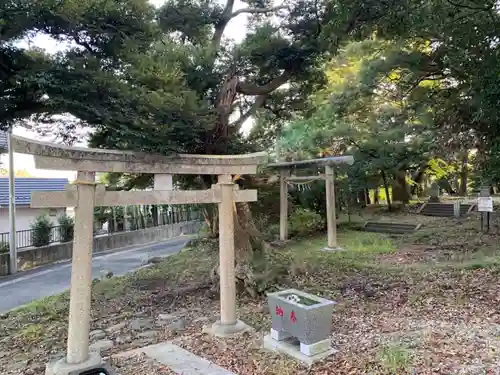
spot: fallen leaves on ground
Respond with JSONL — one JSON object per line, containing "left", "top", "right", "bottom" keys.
{"left": 1, "top": 213, "right": 500, "bottom": 374}
{"left": 111, "top": 354, "right": 176, "bottom": 375}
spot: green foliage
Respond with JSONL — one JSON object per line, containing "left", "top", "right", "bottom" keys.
{"left": 279, "top": 39, "right": 438, "bottom": 206}
{"left": 250, "top": 182, "right": 282, "bottom": 232}
{"left": 288, "top": 180, "right": 327, "bottom": 217}
{"left": 262, "top": 224, "right": 280, "bottom": 241}
{"left": 427, "top": 158, "right": 455, "bottom": 180}
{"left": 278, "top": 1, "right": 500, "bottom": 200}
{"left": 472, "top": 142, "right": 500, "bottom": 188}
{"left": 0, "top": 242, "right": 9, "bottom": 254}
{"left": 2, "top": 0, "right": 430, "bottom": 157}
{"left": 1, "top": 0, "right": 159, "bottom": 132}
{"left": 288, "top": 208, "right": 325, "bottom": 238}
{"left": 20, "top": 324, "right": 45, "bottom": 343}
{"left": 30, "top": 215, "right": 52, "bottom": 248}
{"left": 57, "top": 214, "right": 75, "bottom": 243}
{"left": 377, "top": 344, "right": 412, "bottom": 373}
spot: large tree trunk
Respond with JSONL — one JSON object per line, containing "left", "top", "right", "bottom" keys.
{"left": 420, "top": 176, "right": 429, "bottom": 198}
{"left": 202, "top": 205, "right": 218, "bottom": 238}
{"left": 374, "top": 187, "right": 380, "bottom": 204}
{"left": 392, "top": 169, "right": 410, "bottom": 204}
{"left": 357, "top": 189, "right": 368, "bottom": 207}
{"left": 233, "top": 202, "right": 266, "bottom": 296}
{"left": 208, "top": 72, "right": 281, "bottom": 296}
{"left": 211, "top": 201, "right": 275, "bottom": 297}
{"left": 411, "top": 162, "right": 428, "bottom": 196}
{"left": 459, "top": 151, "right": 468, "bottom": 196}
{"left": 380, "top": 170, "right": 392, "bottom": 212}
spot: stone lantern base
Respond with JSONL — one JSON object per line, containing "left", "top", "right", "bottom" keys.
{"left": 322, "top": 246, "right": 344, "bottom": 252}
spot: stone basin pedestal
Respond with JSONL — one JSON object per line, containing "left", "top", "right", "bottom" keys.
{"left": 263, "top": 289, "right": 336, "bottom": 365}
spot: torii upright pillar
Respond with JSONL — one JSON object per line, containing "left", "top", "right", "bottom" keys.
{"left": 207, "top": 175, "right": 253, "bottom": 337}
{"left": 325, "top": 165, "right": 338, "bottom": 250}
{"left": 268, "top": 156, "right": 354, "bottom": 251}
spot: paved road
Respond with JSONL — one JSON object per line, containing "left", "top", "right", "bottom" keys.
{"left": 0, "top": 237, "right": 190, "bottom": 313}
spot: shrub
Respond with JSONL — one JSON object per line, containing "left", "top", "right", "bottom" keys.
{"left": 0, "top": 242, "right": 9, "bottom": 254}
{"left": 288, "top": 208, "right": 325, "bottom": 238}
{"left": 250, "top": 182, "right": 283, "bottom": 230}
{"left": 262, "top": 223, "right": 280, "bottom": 241}
{"left": 289, "top": 180, "right": 327, "bottom": 218}
{"left": 30, "top": 214, "right": 52, "bottom": 247}
{"left": 58, "top": 214, "right": 75, "bottom": 242}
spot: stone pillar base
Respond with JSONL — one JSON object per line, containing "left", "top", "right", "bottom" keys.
{"left": 322, "top": 247, "right": 344, "bottom": 252}
{"left": 270, "top": 328, "right": 292, "bottom": 341}
{"left": 203, "top": 320, "right": 253, "bottom": 338}
{"left": 300, "top": 338, "right": 331, "bottom": 356}
{"left": 45, "top": 352, "right": 114, "bottom": 375}
{"left": 263, "top": 334, "right": 336, "bottom": 366}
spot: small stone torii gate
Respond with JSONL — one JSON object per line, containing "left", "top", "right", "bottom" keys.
{"left": 10, "top": 135, "right": 267, "bottom": 375}
{"left": 268, "top": 156, "right": 354, "bottom": 250}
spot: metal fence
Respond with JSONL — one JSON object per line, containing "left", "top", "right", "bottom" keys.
{"left": 0, "top": 226, "right": 65, "bottom": 249}
{"left": 0, "top": 207, "right": 202, "bottom": 250}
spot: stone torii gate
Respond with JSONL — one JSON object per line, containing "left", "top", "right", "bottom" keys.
{"left": 11, "top": 135, "right": 267, "bottom": 375}
{"left": 268, "top": 156, "right": 354, "bottom": 250}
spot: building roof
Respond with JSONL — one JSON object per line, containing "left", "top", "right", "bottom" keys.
{"left": 0, "top": 178, "right": 69, "bottom": 207}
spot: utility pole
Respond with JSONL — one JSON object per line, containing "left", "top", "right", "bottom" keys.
{"left": 7, "top": 129, "right": 17, "bottom": 274}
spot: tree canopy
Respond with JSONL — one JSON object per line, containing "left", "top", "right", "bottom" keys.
{"left": 278, "top": 0, "right": 500, "bottom": 202}
{"left": 3, "top": 0, "right": 433, "bottom": 152}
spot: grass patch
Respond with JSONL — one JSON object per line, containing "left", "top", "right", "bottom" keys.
{"left": 455, "top": 255, "right": 500, "bottom": 271}
{"left": 287, "top": 230, "right": 395, "bottom": 254}
{"left": 132, "top": 242, "right": 217, "bottom": 285}
{"left": 19, "top": 323, "right": 45, "bottom": 342}
{"left": 13, "top": 292, "right": 69, "bottom": 321}
{"left": 269, "top": 230, "right": 406, "bottom": 298}
{"left": 377, "top": 343, "right": 413, "bottom": 373}
{"left": 339, "top": 231, "right": 396, "bottom": 254}
{"left": 284, "top": 230, "right": 397, "bottom": 276}
{"left": 92, "top": 276, "right": 130, "bottom": 299}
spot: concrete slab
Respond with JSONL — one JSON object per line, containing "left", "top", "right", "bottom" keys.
{"left": 263, "top": 334, "right": 336, "bottom": 366}
{"left": 115, "top": 342, "right": 236, "bottom": 375}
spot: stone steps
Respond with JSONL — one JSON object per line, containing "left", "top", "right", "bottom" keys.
{"left": 363, "top": 222, "right": 421, "bottom": 235}
{"left": 418, "top": 203, "right": 476, "bottom": 217}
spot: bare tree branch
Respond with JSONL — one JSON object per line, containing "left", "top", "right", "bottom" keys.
{"left": 72, "top": 33, "right": 97, "bottom": 55}
{"left": 211, "top": 0, "right": 236, "bottom": 53}
{"left": 231, "top": 5, "right": 288, "bottom": 18}
{"left": 230, "top": 95, "right": 267, "bottom": 131}
{"left": 444, "top": 0, "right": 493, "bottom": 11}
{"left": 236, "top": 71, "right": 292, "bottom": 96}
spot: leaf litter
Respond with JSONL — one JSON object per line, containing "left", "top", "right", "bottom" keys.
{"left": 1, "top": 212, "right": 500, "bottom": 374}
